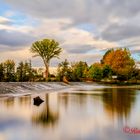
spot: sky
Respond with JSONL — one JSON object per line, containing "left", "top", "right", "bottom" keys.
{"left": 0, "top": 0, "right": 140, "bottom": 68}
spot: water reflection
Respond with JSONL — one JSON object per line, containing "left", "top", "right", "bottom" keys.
{"left": 0, "top": 85, "right": 140, "bottom": 140}
{"left": 3, "top": 97, "right": 15, "bottom": 108}
{"left": 101, "top": 88, "right": 136, "bottom": 121}
{"left": 19, "top": 96, "right": 31, "bottom": 107}
{"left": 32, "top": 94, "right": 59, "bottom": 127}
{"left": 59, "top": 93, "right": 88, "bottom": 108}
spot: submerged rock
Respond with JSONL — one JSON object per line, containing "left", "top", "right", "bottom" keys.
{"left": 33, "top": 96, "right": 44, "bottom": 106}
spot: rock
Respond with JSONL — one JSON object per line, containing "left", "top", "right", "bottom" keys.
{"left": 33, "top": 96, "right": 44, "bottom": 106}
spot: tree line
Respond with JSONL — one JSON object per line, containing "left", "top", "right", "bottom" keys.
{"left": 0, "top": 38, "right": 140, "bottom": 82}
{"left": 0, "top": 60, "right": 41, "bottom": 82}
{"left": 56, "top": 49, "right": 140, "bottom": 82}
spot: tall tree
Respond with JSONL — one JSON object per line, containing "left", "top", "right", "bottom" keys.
{"left": 30, "top": 39, "right": 62, "bottom": 80}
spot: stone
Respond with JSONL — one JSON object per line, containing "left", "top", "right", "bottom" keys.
{"left": 33, "top": 96, "right": 44, "bottom": 106}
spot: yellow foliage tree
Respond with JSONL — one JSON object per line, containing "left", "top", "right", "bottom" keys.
{"left": 101, "top": 48, "right": 135, "bottom": 78}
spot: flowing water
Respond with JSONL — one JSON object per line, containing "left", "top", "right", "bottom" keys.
{"left": 0, "top": 83, "right": 140, "bottom": 140}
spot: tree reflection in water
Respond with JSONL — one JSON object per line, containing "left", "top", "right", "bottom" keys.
{"left": 101, "top": 88, "right": 136, "bottom": 121}
{"left": 58, "top": 92, "right": 88, "bottom": 109}
{"left": 19, "top": 96, "right": 31, "bottom": 107}
{"left": 1, "top": 96, "right": 32, "bottom": 109}
{"left": 3, "top": 97, "right": 15, "bottom": 108}
{"left": 32, "top": 94, "right": 59, "bottom": 127}
{"left": 57, "top": 88, "right": 136, "bottom": 124}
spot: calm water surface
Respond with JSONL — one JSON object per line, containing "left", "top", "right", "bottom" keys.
{"left": 0, "top": 83, "right": 140, "bottom": 140}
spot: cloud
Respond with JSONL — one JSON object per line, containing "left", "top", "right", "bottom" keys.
{"left": 4, "top": 0, "right": 140, "bottom": 41}
{"left": 0, "top": 29, "right": 36, "bottom": 47}
{"left": 38, "top": 23, "right": 117, "bottom": 55}
{"left": 0, "top": 16, "right": 36, "bottom": 48}
{"left": 102, "top": 23, "right": 140, "bottom": 41}
{"left": 0, "top": 47, "right": 32, "bottom": 63}
{"left": 4, "top": 0, "right": 140, "bottom": 23}
{"left": 63, "top": 44, "right": 93, "bottom": 54}
{"left": 0, "top": 16, "right": 12, "bottom": 24}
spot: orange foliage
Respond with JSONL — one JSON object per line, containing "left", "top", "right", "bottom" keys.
{"left": 103, "top": 48, "right": 135, "bottom": 75}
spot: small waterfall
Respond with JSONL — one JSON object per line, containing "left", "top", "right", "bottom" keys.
{"left": 0, "top": 82, "right": 69, "bottom": 95}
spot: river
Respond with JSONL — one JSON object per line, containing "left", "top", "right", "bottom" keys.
{"left": 0, "top": 82, "right": 140, "bottom": 140}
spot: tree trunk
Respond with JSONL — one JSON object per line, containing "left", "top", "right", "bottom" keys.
{"left": 45, "top": 64, "right": 49, "bottom": 81}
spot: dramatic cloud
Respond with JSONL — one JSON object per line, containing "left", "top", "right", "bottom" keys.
{"left": 0, "top": 0, "right": 140, "bottom": 68}
{"left": 4, "top": 0, "right": 140, "bottom": 23}
{"left": 0, "top": 29, "right": 36, "bottom": 47}
{"left": 102, "top": 24, "right": 140, "bottom": 41}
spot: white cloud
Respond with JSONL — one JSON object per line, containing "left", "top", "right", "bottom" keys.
{"left": 0, "top": 16, "right": 12, "bottom": 24}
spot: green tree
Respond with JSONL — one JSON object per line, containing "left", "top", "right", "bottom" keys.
{"left": 16, "top": 61, "right": 24, "bottom": 81}
{"left": 4, "top": 60, "right": 15, "bottom": 81}
{"left": 30, "top": 39, "right": 62, "bottom": 80}
{"left": 0, "top": 63, "right": 4, "bottom": 81}
{"left": 102, "top": 65, "right": 113, "bottom": 78}
{"left": 131, "top": 69, "right": 140, "bottom": 81}
{"left": 89, "top": 63, "right": 103, "bottom": 81}
{"left": 16, "top": 61, "right": 35, "bottom": 82}
{"left": 56, "top": 59, "right": 71, "bottom": 81}
{"left": 71, "top": 61, "right": 88, "bottom": 81}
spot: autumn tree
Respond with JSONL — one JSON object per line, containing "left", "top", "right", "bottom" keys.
{"left": 30, "top": 39, "right": 62, "bottom": 80}
{"left": 101, "top": 48, "right": 135, "bottom": 80}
